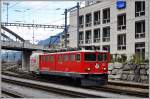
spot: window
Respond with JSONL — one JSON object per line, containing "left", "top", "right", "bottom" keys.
{"left": 135, "top": 20, "right": 145, "bottom": 38}
{"left": 45, "top": 56, "right": 49, "bottom": 62}
{"left": 79, "top": 31, "right": 84, "bottom": 44}
{"left": 64, "top": 54, "right": 69, "bottom": 62}
{"left": 103, "top": 26, "right": 110, "bottom": 42}
{"left": 79, "top": 15, "right": 84, "bottom": 28}
{"left": 70, "top": 54, "right": 75, "bottom": 61}
{"left": 86, "top": 13, "right": 92, "bottom": 27}
{"left": 41, "top": 56, "right": 45, "bottom": 62}
{"left": 50, "top": 55, "right": 54, "bottom": 62}
{"left": 103, "top": 8, "right": 110, "bottom": 24}
{"left": 84, "top": 53, "right": 96, "bottom": 61}
{"left": 93, "top": 28, "right": 100, "bottom": 43}
{"left": 98, "top": 53, "right": 107, "bottom": 62}
{"left": 94, "top": 10, "right": 100, "bottom": 25}
{"left": 85, "top": 30, "right": 92, "bottom": 44}
{"left": 103, "top": 45, "right": 110, "bottom": 52}
{"left": 135, "top": 42, "right": 145, "bottom": 59}
{"left": 117, "top": 13, "right": 126, "bottom": 30}
{"left": 76, "top": 54, "right": 80, "bottom": 61}
{"left": 58, "top": 55, "right": 62, "bottom": 62}
{"left": 117, "top": 34, "right": 126, "bottom": 50}
{"left": 135, "top": 1, "right": 145, "bottom": 17}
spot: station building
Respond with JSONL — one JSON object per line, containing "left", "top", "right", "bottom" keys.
{"left": 67, "top": 0, "right": 150, "bottom": 59}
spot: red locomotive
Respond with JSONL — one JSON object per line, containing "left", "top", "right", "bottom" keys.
{"left": 30, "top": 50, "right": 110, "bottom": 86}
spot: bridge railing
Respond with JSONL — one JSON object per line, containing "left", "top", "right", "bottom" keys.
{"left": 2, "top": 41, "right": 24, "bottom": 48}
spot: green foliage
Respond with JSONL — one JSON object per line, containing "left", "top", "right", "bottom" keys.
{"left": 110, "top": 54, "right": 115, "bottom": 63}
{"left": 109, "top": 54, "right": 127, "bottom": 63}
{"left": 130, "top": 53, "right": 146, "bottom": 64}
{"left": 121, "top": 54, "right": 127, "bottom": 63}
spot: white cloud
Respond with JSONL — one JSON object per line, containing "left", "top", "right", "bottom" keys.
{"left": 6, "top": 26, "right": 63, "bottom": 44}
{"left": 21, "top": 1, "right": 49, "bottom": 9}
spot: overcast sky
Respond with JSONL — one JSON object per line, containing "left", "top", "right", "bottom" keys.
{"left": 2, "top": 1, "right": 79, "bottom": 44}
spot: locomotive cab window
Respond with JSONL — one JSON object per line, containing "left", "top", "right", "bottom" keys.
{"left": 98, "top": 53, "right": 107, "bottom": 62}
{"left": 84, "top": 53, "right": 96, "bottom": 61}
{"left": 41, "top": 56, "right": 45, "bottom": 62}
{"left": 45, "top": 56, "right": 49, "bottom": 62}
{"left": 76, "top": 54, "right": 81, "bottom": 62}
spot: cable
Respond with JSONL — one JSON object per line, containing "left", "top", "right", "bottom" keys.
{"left": 8, "top": 2, "right": 21, "bottom": 9}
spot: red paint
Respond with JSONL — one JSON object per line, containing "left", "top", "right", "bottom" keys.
{"left": 38, "top": 51, "right": 110, "bottom": 74}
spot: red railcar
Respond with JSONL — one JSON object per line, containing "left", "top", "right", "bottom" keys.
{"left": 30, "top": 50, "right": 110, "bottom": 86}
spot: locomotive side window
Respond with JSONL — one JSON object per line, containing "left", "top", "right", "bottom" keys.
{"left": 84, "top": 53, "right": 96, "bottom": 61}
{"left": 45, "top": 56, "right": 49, "bottom": 62}
{"left": 98, "top": 53, "right": 107, "bottom": 61}
{"left": 50, "top": 55, "right": 54, "bottom": 62}
{"left": 41, "top": 56, "right": 44, "bottom": 62}
{"left": 64, "top": 54, "right": 69, "bottom": 62}
{"left": 58, "top": 55, "right": 62, "bottom": 62}
{"left": 76, "top": 54, "right": 81, "bottom": 61}
{"left": 70, "top": 54, "right": 75, "bottom": 61}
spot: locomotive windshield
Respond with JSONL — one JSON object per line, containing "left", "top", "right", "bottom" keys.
{"left": 84, "top": 53, "right": 96, "bottom": 61}
{"left": 98, "top": 53, "right": 107, "bottom": 61}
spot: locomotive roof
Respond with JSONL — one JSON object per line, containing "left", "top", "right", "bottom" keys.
{"left": 40, "top": 50, "right": 108, "bottom": 55}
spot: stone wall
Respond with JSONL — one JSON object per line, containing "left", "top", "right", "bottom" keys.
{"left": 108, "top": 62, "right": 149, "bottom": 84}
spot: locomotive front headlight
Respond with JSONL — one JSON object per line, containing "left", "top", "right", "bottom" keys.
{"left": 85, "top": 67, "right": 91, "bottom": 71}
{"left": 103, "top": 67, "right": 107, "bottom": 70}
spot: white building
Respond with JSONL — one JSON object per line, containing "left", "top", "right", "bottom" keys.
{"left": 67, "top": 0, "right": 150, "bottom": 59}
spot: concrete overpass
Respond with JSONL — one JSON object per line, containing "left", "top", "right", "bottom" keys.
{"left": 1, "top": 26, "right": 52, "bottom": 71}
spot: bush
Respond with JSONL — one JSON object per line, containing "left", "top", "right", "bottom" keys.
{"left": 110, "top": 54, "right": 115, "bottom": 63}
{"left": 121, "top": 54, "right": 127, "bottom": 63}
{"left": 130, "top": 53, "right": 146, "bottom": 64}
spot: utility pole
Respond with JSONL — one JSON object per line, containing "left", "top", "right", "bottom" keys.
{"left": 3, "top": 2, "right": 9, "bottom": 23}
{"left": 64, "top": 2, "right": 80, "bottom": 49}
{"left": 77, "top": 2, "right": 80, "bottom": 49}
{"left": 0, "top": 32, "right": 1, "bottom": 67}
{"left": 32, "top": 20, "right": 34, "bottom": 44}
{"left": 64, "top": 9, "right": 67, "bottom": 48}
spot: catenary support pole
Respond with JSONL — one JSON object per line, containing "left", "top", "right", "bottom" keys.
{"left": 64, "top": 9, "right": 67, "bottom": 48}
{"left": 77, "top": 2, "right": 80, "bottom": 49}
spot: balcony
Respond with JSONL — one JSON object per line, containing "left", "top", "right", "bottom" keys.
{"left": 94, "top": 20, "right": 100, "bottom": 25}
{"left": 118, "top": 25, "right": 126, "bottom": 30}
{"left": 103, "top": 37, "right": 110, "bottom": 42}
{"left": 79, "top": 24, "right": 84, "bottom": 28}
{"left": 135, "top": 32, "right": 145, "bottom": 38}
{"left": 79, "top": 40, "right": 84, "bottom": 44}
{"left": 85, "top": 39, "right": 92, "bottom": 44}
{"left": 103, "top": 19, "right": 110, "bottom": 24}
{"left": 93, "top": 38, "right": 100, "bottom": 43}
{"left": 86, "top": 22, "right": 92, "bottom": 27}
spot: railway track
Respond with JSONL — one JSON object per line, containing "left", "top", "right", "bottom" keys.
{"left": 2, "top": 75, "right": 131, "bottom": 98}
{"left": 2, "top": 70, "right": 149, "bottom": 98}
{"left": 2, "top": 88, "right": 27, "bottom": 98}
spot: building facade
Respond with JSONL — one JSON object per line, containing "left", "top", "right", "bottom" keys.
{"left": 67, "top": 0, "right": 150, "bottom": 59}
